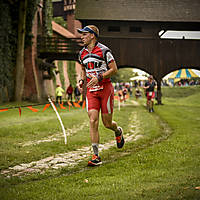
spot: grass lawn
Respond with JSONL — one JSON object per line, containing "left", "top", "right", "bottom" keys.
{"left": 0, "top": 86, "right": 200, "bottom": 199}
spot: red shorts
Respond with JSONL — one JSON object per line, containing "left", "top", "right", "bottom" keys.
{"left": 147, "top": 91, "right": 155, "bottom": 100}
{"left": 86, "top": 82, "right": 114, "bottom": 114}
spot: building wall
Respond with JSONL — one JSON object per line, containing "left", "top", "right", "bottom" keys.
{"left": 23, "top": 3, "right": 82, "bottom": 102}
{"left": 67, "top": 12, "right": 82, "bottom": 36}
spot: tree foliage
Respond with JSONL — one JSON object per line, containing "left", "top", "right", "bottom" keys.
{"left": 112, "top": 68, "right": 137, "bottom": 83}
{"left": 53, "top": 17, "right": 68, "bottom": 29}
{"left": 67, "top": 61, "right": 77, "bottom": 88}
{"left": 0, "top": 0, "right": 39, "bottom": 102}
{"left": 0, "top": 2, "right": 17, "bottom": 102}
{"left": 43, "top": 0, "right": 53, "bottom": 36}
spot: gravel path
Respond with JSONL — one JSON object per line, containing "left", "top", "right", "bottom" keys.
{"left": 1, "top": 108, "right": 142, "bottom": 177}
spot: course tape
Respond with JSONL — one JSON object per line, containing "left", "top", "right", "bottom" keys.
{"left": 0, "top": 100, "right": 86, "bottom": 116}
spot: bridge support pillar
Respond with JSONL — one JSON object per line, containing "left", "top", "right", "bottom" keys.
{"left": 156, "top": 80, "right": 162, "bottom": 105}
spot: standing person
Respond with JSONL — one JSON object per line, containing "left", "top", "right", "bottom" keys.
{"left": 74, "top": 85, "right": 81, "bottom": 102}
{"left": 55, "top": 84, "right": 64, "bottom": 105}
{"left": 143, "top": 75, "right": 157, "bottom": 112}
{"left": 77, "top": 25, "right": 125, "bottom": 166}
{"left": 66, "top": 84, "right": 73, "bottom": 102}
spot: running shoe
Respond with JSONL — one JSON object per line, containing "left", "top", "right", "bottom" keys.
{"left": 115, "top": 127, "right": 125, "bottom": 148}
{"left": 88, "top": 154, "right": 102, "bottom": 166}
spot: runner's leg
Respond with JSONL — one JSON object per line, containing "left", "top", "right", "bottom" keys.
{"left": 88, "top": 109, "right": 100, "bottom": 144}
{"left": 101, "top": 113, "right": 118, "bottom": 133}
{"left": 87, "top": 109, "right": 102, "bottom": 165}
{"left": 102, "top": 113, "right": 124, "bottom": 148}
{"left": 147, "top": 97, "right": 150, "bottom": 110}
{"left": 151, "top": 99, "right": 154, "bottom": 112}
{"left": 100, "top": 83, "right": 121, "bottom": 136}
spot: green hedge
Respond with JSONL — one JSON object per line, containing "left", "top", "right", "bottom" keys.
{"left": 0, "top": 2, "right": 17, "bottom": 102}
{"left": 0, "top": 0, "right": 39, "bottom": 102}
{"left": 67, "top": 61, "right": 77, "bottom": 88}
{"left": 43, "top": 0, "right": 53, "bottom": 36}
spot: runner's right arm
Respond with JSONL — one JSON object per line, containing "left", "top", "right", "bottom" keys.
{"left": 78, "top": 65, "right": 86, "bottom": 93}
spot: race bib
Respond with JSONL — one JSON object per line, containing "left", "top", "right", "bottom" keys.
{"left": 87, "top": 71, "right": 97, "bottom": 78}
{"left": 149, "top": 92, "right": 152, "bottom": 96}
{"left": 89, "top": 85, "right": 104, "bottom": 92}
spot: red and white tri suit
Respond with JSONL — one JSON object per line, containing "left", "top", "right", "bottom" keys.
{"left": 79, "top": 42, "right": 115, "bottom": 114}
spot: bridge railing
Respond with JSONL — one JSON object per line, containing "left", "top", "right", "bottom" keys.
{"left": 37, "top": 36, "right": 83, "bottom": 54}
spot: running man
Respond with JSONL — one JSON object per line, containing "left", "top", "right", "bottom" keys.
{"left": 143, "top": 75, "right": 157, "bottom": 112}
{"left": 77, "top": 25, "right": 125, "bottom": 166}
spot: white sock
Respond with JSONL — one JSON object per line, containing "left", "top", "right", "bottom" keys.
{"left": 92, "top": 143, "right": 99, "bottom": 156}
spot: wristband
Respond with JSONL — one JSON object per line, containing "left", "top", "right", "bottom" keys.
{"left": 97, "top": 73, "right": 103, "bottom": 82}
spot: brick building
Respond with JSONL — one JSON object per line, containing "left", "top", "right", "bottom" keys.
{"left": 23, "top": 1, "right": 82, "bottom": 101}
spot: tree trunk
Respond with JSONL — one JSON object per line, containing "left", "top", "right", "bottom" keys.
{"left": 15, "top": 0, "right": 27, "bottom": 101}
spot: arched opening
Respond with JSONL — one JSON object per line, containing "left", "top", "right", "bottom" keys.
{"left": 112, "top": 67, "right": 154, "bottom": 104}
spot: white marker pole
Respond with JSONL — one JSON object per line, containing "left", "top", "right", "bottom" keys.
{"left": 48, "top": 96, "right": 67, "bottom": 144}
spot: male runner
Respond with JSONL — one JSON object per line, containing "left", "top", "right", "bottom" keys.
{"left": 77, "top": 25, "right": 125, "bottom": 166}
{"left": 143, "top": 75, "right": 157, "bottom": 112}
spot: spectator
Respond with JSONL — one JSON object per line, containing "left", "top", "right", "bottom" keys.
{"left": 55, "top": 84, "right": 64, "bottom": 105}
{"left": 66, "top": 84, "right": 73, "bottom": 101}
{"left": 74, "top": 85, "right": 81, "bottom": 102}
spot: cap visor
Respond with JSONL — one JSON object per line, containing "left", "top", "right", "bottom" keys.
{"left": 77, "top": 28, "right": 89, "bottom": 33}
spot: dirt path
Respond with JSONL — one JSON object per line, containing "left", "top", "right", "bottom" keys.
{"left": 19, "top": 121, "right": 89, "bottom": 147}
{"left": 1, "top": 111, "right": 142, "bottom": 177}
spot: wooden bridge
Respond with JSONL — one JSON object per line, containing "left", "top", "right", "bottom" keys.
{"left": 37, "top": 36, "right": 82, "bottom": 62}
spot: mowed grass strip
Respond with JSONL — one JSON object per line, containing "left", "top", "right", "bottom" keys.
{"left": 0, "top": 107, "right": 90, "bottom": 169}
{"left": 0, "top": 100, "right": 141, "bottom": 181}
{"left": 0, "top": 86, "right": 200, "bottom": 199}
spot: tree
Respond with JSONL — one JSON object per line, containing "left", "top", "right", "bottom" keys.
{"left": 112, "top": 68, "right": 137, "bottom": 83}
{"left": 15, "top": 0, "right": 28, "bottom": 101}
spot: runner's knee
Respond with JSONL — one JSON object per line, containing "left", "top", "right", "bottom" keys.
{"left": 90, "top": 118, "right": 98, "bottom": 126}
{"left": 103, "top": 121, "right": 112, "bottom": 129}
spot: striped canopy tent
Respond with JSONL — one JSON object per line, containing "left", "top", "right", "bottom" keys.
{"left": 130, "top": 75, "right": 148, "bottom": 81}
{"left": 168, "top": 69, "right": 199, "bottom": 82}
